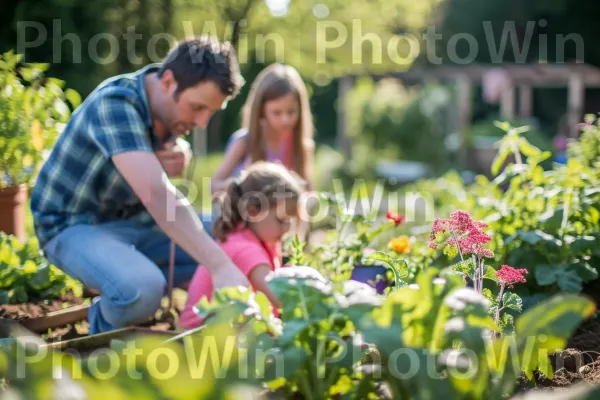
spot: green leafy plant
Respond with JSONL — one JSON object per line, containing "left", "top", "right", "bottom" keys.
{"left": 485, "top": 123, "right": 600, "bottom": 297}
{"left": 408, "top": 120, "right": 600, "bottom": 300}
{"left": 301, "top": 192, "right": 407, "bottom": 289}
{"left": 0, "top": 50, "right": 80, "bottom": 188}
{"left": 176, "top": 265, "right": 594, "bottom": 399}
{"left": 568, "top": 113, "right": 600, "bottom": 169}
{"left": 0, "top": 233, "right": 82, "bottom": 304}
{"left": 0, "top": 316, "right": 262, "bottom": 400}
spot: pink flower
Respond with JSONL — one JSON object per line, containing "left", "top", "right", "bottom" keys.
{"left": 496, "top": 265, "right": 528, "bottom": 288}
{"left": 387, "top": 211, "right": 405, "bottom": 225}
{"left": 429, "top": 210, "right": 494, "bottom": 259}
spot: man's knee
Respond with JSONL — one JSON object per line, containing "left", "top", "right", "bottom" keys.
{"left": 100, "top": 273, "right": 166, "bottom": 327}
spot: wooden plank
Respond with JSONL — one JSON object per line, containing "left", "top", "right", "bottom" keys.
{"left": 501, "top": 80, "right": 516, "bottom": 118}
{"left": 519, "top": 84, "right": 533, "bottom": 118}
{"left": 568, "top": 73, "right": 585, "bottom": 138}
{"left": 456, "top": 74, "right": 472, "bottom": 168}
{"left": 44, "top": 326, "right": 178, "bottom": 353}
{"left": 19, "top": 304, "right": 90, "bottom": 333}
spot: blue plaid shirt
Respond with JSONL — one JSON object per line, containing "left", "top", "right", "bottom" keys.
{"left": 31, "top": 64, "right": 168, "bottom": 248}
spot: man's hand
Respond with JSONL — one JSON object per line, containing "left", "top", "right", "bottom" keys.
{"left": 156, "top": 140, "right": 192, "bottom": 177}
{"left": 212, "top": 263, "right": 250, "bottom": 290}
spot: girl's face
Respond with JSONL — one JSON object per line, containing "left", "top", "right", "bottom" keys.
{"left": 248, "top": 200, "right": 296, "bottom": 244}
{"left": 262, "top": 93, "right": 300, "bottom": 136}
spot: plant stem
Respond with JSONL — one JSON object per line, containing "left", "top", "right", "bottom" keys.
{"left": 560, "top": 190, "right": 571, "bottom": 237}
{"left": 449, "top": 230, "right": 465, "bottom": 263}
{"left": 298, "top": 289, "right": 310, "bottom": 321}
{"left": 514, "top": 150, "right": 523, "bottom": 165}
{"left": 494, "top": 284, "right": 505, "bottom": 337}
{"left": 298, "top": 371, "right": 314, "bottom": 400}
{"left": 470, "top": 254, "right": 479, "bottom": 293}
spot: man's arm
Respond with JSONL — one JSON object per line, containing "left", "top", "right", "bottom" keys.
{"left": 112, "top": 150, "right": 249, "bottom": 289}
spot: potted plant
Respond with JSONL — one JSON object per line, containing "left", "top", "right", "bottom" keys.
{"left": 0, "top": 50, "right": 80, "bottom": 240}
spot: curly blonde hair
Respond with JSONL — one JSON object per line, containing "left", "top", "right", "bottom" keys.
{"left": 213, "top": 161, "right": 306, "bottom": 242}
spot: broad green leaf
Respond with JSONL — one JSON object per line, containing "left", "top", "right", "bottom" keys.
{"left": 278, "top": 319, "right": 312, "bottom": 346}
{"left": 571, "top": 236, "right": 598, "bottom": 254}
{"left": 64, "top": 88, "right": 81, "bottom": 108}
{"left": 483, "top": 266, "right": 497, "bottom": 281}
{"left": 365, "top": 251, "right": 408, "bottom": 281}
{"left": 570, "top": 261, "right": 599, "bottom": 281}
{"left": 534, "top": 265, "right": 559, "bottom": 286}
{"left": 538, "top": 207, "right": 564, "bottom": 232}
{"left": 502, "top": 292, "right": 523, "bottom": 312}
{"left": 557, "top": 267, "right": 584, "bottom": 293}
{"left": 493, "top": 121, "right": 511, "bottom": 132}
{"left": 518, "top": 138, "right": 542, "bottom": 157}
{"left": 29, "top": 265, "right": 50, "bottom": 290}
{"left": 262, "top": 345, "right": 307, "bottom": 381}
{"left": 266, "top": 266, "right": 334, "bottom": 319}
{"left": 254, "top": 291, "right": 274, "bottom": 319}
{"left": 491, "top": 147, "right": 511, "bottom": 176}
{"left": 194, "top": 286, "right": 253, "bottom": 320}
{"left": 482, "top": 288, "right": 496, "bottom": 305}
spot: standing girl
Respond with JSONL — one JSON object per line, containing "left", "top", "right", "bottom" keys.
{"left": 211, "top": 63, "right": 315, "bottom": 194}
{"left": 180, "top": 161, "right": 305, "bottom": 329}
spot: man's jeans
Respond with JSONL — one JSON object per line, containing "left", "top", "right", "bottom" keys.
{"left": 43, "top": 219, "right": 205, "bottom": 334}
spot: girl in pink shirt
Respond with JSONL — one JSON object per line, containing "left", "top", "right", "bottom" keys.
{"left": 180, "top": 161, "right": 305, "bottom": 329}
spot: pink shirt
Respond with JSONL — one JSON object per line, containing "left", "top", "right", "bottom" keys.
{"left": 179, "top": 227, "right": 282, "bottom": 329}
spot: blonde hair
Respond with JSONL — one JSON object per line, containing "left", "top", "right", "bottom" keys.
{"left": 241, "top": 64, "right": 314, "bottom": 180}
{"left": 213, "top": 161, "right": 306, "bottom": 242}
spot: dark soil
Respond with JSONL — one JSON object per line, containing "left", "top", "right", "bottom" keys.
{"left": 515, "top": 280, "right": 600, "bottom": 394}
{"left": 42, "top": 307, "right": 180, "bottom": 344}
{"left": 0, "top": 291, "right": 89, "bottom": 321}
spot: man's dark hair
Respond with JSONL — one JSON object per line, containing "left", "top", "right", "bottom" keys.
{"left": 158, "top": 36, "right": 244, "bottom": 100}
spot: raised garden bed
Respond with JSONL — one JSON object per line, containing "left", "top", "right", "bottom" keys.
{"left": 0, "top": 289, "right": 97, "bottom": 334}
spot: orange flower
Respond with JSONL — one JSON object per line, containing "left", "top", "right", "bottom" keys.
{"left": 389, "top": 236, "right": 410, "bottom": 254}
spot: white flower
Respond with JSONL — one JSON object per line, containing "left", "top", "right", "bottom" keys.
{"left": 444, "top": 317, "right": 465, "bottom": 333}
{"left": 408, "top": 284, "right": 420, "bottom": 290}
{"left": 433, "top": 278, "right": 446, "bottom": 286}
{"left": 444, "top": 288, "right": 491, "bottom": 311}
{"left": 438, "top": 349, "right": 472, "bottom": 370}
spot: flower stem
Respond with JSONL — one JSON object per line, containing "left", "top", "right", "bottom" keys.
{"left": 494, "top": 284, "right": 505, "bottom": 336}
{"left": 449, "top": 230, "right": 465, "bottom": 263}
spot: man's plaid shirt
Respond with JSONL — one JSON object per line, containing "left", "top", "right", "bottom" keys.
{"left": 31, "top": 64, "right": 166, "bottom": 248}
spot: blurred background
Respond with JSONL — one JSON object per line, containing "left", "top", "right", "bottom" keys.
{"left": 2, "top": 0, "right": 600, "bottom": 206}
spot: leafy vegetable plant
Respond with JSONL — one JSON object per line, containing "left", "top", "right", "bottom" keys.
{"left": 0, "top": 233, "right": 82, "bottom": 305}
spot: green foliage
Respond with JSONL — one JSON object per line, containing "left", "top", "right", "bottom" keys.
{"left": 0, "top": 263, "right": 593, "bottom": 398}
{"left": 0, "top": 317, "right": 263, "bottom": 400}
{"left": 0, "top": 233, "right": 82, "bottom": 304}
{"left": 568, "top": 114, "right": 600, "bottom": 169}
{"left": 0, "top": 50, "right": 79, "bottom": 188}
{"left": 409, "top": 119, "right": 600, "bottom": 299}
{"left": 345, "top": 77, "right": 454, "bottom": 173}
{"left": 299, "top": 192, "right": 405, "bottom": 288}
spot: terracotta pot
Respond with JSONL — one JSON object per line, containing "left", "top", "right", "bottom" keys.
{"left": 0, "top": 184, "right": 28, "bottom": 241}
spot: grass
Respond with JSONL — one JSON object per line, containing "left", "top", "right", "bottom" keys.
{"left": 175, "top": 152, "right": 225, "bottom": 213}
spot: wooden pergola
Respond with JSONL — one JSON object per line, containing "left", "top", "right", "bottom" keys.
{"left": 336, "top": 63, "right": 600, "bottom": 165}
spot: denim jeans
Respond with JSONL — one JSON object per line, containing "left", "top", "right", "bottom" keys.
{"left": 43, "top": 219, "right": 200, "bottom": 334}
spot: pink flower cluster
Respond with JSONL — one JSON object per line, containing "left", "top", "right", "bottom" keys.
{"left": 429, "top": 211, "right": 494, "bottom": 258}
{"left": 496, "top": 265, "right": 528, "bottom": 288}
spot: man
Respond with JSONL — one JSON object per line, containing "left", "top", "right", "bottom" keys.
{"left": 30, "top": 36, "right": 249, "bottom": 334}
